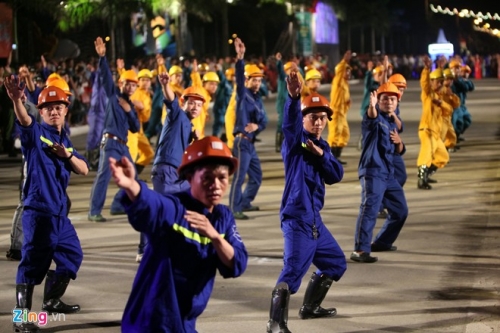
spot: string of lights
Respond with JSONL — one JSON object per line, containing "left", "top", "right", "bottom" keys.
{"left": 429, "top": 4, "right": 500, "bottom": 37}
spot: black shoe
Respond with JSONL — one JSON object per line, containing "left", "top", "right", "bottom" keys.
{"left": 42, "top": 270, "right": 81, "bottom": 314}
{"left": 242, "top": 205, "right": 260, "bottom": 212}
{"left": 350, "top": 251, "right": 378, "bottom": 263}
{"left": 6, "top": 249, "right": 22, "bottom": 261}
{"left": 428, "top": 178, "right": 437, "bottom": 184}
{"left": 371, "top": 243, "right": 397, "bottom": 252}
{"left": 377, "top": 210, "right": 388, "bottom": 219}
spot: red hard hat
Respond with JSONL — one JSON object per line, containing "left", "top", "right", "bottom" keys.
{"left": 301, "top": 93, "right": 333, "bottom": 120}
{"left": 178, "top": 136, "right": 238, "bottom": 178}
{"left": 181, "top": 86, "right": 206, "bottom": 104}
{"left": 37, "top": 86, "right": 70, "bottom": 109}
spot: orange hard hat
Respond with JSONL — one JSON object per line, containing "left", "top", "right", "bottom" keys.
{"left": 119, "top": 70, "right": 138, "bottom": 83}
{"left": 388, "top": 73, "right": 407, "bottom": 89}
{"left": 372, "top": 65, "right": 385, "bottom": 75}
{"left": 177, "top": 136, "right": 238, "bottom": 178}
{"left": 181, "top": 86, "right": 206, "bottom": 104}
{"left": 225, "top": 67, "right": 235, "bottom": 78}
{"left": 202, "top": 71, "right": 220, "bottom": 83}
{"left": 244, "top": 64, "right": 265, "bottom": 78}
{"left": 376, "top": 82, "right": 401, "bottom": 99}
{"left": 449, "top": 60, "right": 462, "bottom": 69}
{"left": 37, "top": 86, "right": 70, "bottom": 109}
{"left": 301, "top": 93, "right": 333, "bottom": 120}
{"left": 461, "top": 65, "right": 471, "bottom": 74}
{"left": 46, "top": 78, "right": 72, "bottom": 96}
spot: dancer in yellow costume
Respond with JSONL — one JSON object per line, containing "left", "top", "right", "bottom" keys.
{"left": 301, "top": 67, "right": 321, "bottom": 99}
{"left": 441, "top": 68, "right": 461, "bottom": 152}
{"left": 190, "top": 60, "right": 219, "bottom": 139}
{"left": 127, "top": 69, "right": 154, "bottom": 174}
{"left": 328, "top": 50, "right": 352, "bottom": 164}
{"left": 417, "top": 56, "right": 453, "bottom": 190}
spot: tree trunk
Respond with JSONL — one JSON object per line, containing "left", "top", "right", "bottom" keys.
{"left": 370, "top": 25, "right": 375, "bottom": 54}
{"left": 221, "top": 1, "right": 229, "bottom": 57}
{"left": 360, "top": 26, "right": 364, "bottom": 54}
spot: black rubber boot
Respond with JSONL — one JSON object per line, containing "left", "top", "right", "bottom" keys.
{"left": 42, "top": 270, "right": 80, "bottom": 314}
{"left": 331, "top": 147, "right": 346, "bottom": 165}
{"left": 427, "top": 164, "right": 438, "bottom": 184}
{"left": 275, "top": 132, "right": 284, "bottom": 153}
{"left": 417, "top": 165, "right": 432, "bottom": 190}
{"left": 266, "top": 282, "right": 292, "bottom": 333}
{"left": 13, "top": 284, "right": 41, "bottom": 333}
{"left": 298, "top": 272, "right": 337, "bottom": 319}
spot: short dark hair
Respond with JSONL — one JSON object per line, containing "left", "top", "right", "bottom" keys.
{"left": 179, "top": 158, "right": 232, "bottom": 180}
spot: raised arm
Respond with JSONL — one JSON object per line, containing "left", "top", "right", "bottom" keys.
{"left": 3, "top": 75, "right": 32, "bottom": 127}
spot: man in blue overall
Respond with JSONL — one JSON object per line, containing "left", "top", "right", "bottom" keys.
{"left": 229, "top": 38, "right": 268, "bottom": 220}
{"left": 351, "top": 82, "right": 409, "bottom": 263}
{"left": 267, "top": 72, "right": 346, "bottom": 333}
{"left": 110, "top": 136, "right": 248, "bottom": 332}
{"left": 3, "top": 80, "right": 89, "bottom": 333}
{"left": 88, "top": 37, "right": 140, "bottom": 222}
{"left": 151, "top": 76, "right": 206, "bottom": 195}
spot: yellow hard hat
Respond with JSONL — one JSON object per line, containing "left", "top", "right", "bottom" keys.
{"left": 46, "top": 78, "right": 72, "bottom": 96}
{"left": 138, "top": 69, "right": 153, "bottom": 79}
{"left": 119, "top": 70, "right": 138, "bottom": 83}
{"left": 168, "top": 65, "right": 183, "bottom": 76}
{"left": 443, "top": 68, "right": 454, "bottom": 79}
{"left": 373, "top": 65, "right": 385, "bottom": 75}
{"left": 305, "top": 68, "right": 322, "bottom": 81}
{"left": 429, "top": 68, "right": 444, "bottom": 80}
{"left": 47, "top": 73, "right": 62, "bottom": 83}
{"left": 244, "top": 64, "right": 265, "bottom": 78}
{"left": 449, "top": 60, "right": 462, "bottom": 69}
{"left": 202, "top": 71, "right": 220, "bottom": 83}
{"left": 284, "top": 62, "right": 295, "bottom": 72}
{"left": 198, "top": 63, "right": 210, "bottom": 72}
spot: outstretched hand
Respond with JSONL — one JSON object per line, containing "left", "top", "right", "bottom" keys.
{"left": 234, "top": 38, "right": 245, "bottom": 59}
{"left": 158, "top": 72, "right": 170, "bottom": 87}
{"left": 285, "top": 71, "right": 302, "bottom": 97}
{"left": 3, "top": 75, "right": 25, "bottom": 102}
{"left": 94, "top": 37, "right": 106, "bottom": 57}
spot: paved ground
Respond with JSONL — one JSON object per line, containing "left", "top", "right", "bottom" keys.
{"left": 0, "top": 78, "right": 499, "bottom": 332}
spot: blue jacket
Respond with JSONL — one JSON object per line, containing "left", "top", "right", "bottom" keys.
{"left": 280, "top": 96, "right": 344, "bottom": 223}
{"left": 18, "top": 115, "right": 87, "bottom": 216}
{"left": 213, "top": 70, "right": 233, "bottom": 115}
{"left": 358, "top": 106, "right": 405, "bottom": 179}
{"left": 275, "top": 60, "right": 287, "bottom": 114}
{"left": 154, "top": 97, "right": 193, "bottom": 168}
{"left": 120, "top": 182, "right": 248, "bottom": 332}
{"left": 86, "top": 68, "right": 108, "bottom": 150}
{"left": 451, "top": 78, "right": 474, "bottom": 106}
{"left": 99, "top": 56, "right": 140, "bottom": 142}
{"left": 233, "top": 60, "right": 268, "bottom": 140}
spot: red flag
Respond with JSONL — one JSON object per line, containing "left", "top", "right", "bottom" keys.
{"left": 0, "top": 4, "right": 13, "bottom": 59}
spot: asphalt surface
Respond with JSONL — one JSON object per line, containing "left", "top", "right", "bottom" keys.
{"left": 0, "top": 78, "right": 499, "bottom": 333}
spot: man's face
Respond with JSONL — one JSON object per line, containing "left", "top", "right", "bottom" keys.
{"left": 451, "top": 66, "right": 461, "bottom": 78}
{"left": 430, "top": 78, "right": 443, "bottom": 92}
{"left": 245, "top": 76, "right": 262, "bottom": 93}
{"left": 204, "top": 81, "right": 218, "bottom": 95}
{"left": 306, "top": 79, "right": 321, "bottom": 92}
{"left": 171, "top": 73, "right": 183, "bottom": 86}
{"left": 303, "top": 111, "right": 328, "bottom": 137}
{"left": 121, "top": 80, "right": 137, "bottom": 96}
{"left": 188, "top": 165, "right": 230, "bottom": 208}
{"left": 377, "top": 93, "right": 398, "bottom": 113}
{"left": 138, "top": 77, "right": 151, "bottom": 90}
{"left": 444, "top": 78, "right": 453, "bottom": 88}
{"left": 397, "top": 88, "right": 405, "bottom": 101}
{"left": 39, "top": 103, "right": 68, "bottom": 128}
{"left": 183, "top": 97, "right": 204, "bottom": 119}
